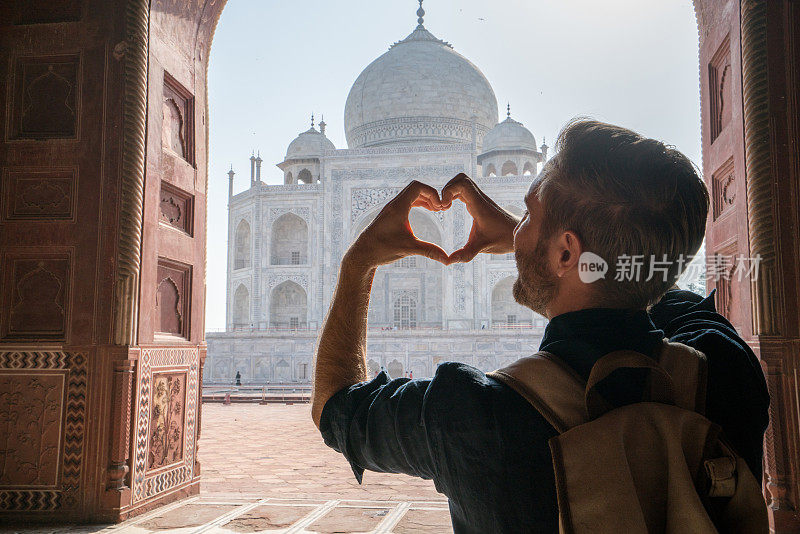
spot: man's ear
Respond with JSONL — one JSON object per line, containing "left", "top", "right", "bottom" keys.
{"left": 554, "top": 231, "right": 583, "bottom": 278}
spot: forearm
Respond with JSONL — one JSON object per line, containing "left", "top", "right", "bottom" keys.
{"left": 311, "top": 252, "right": 376, "bottom": 427}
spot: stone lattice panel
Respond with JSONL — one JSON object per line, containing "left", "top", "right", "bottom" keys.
{"left": 0, "top": 351, "right": 87, "bottom": 512}
{"left": 9, "top": 55, "right": 81, "bottom": 140}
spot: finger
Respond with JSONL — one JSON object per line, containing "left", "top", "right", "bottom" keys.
{"left": 447, "top": 243, "right": 482, "bottom": 264}
{"left": 395, "top": 180, "right": 442, "bottom": 211}
{"left": 408, "top": 239, "right": 449, "bottom": 265}
{"left": 441, "top": 173, "right": 478, "bottom": 209}
{"left": 411, "top": 197, "right": 439, "bottom": 212}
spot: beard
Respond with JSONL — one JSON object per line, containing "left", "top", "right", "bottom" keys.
{"left": 513, "top": 235, "right": 558, "bottom": 316}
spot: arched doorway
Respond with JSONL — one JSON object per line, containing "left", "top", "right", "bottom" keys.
{"left": 270, "top": 213, "right": 308, "bottom": 265}
{"left": 1, "top": 0, "right": 794, "bottom": 527}
{"left": 491, "top": 276, "right": 532, "bottom": 327}
{"left": 269, "top": 281, "right": 307, "bottom": 329}
{"left": 234, "top": 219, "right": 251, "bottom": 269}
{"left": 232, "top": 284, "right": 250, "bottom": 328}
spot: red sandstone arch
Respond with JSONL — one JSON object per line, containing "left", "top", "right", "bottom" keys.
{"left": 0, "top": 1, "right": 799, "bottom": 530}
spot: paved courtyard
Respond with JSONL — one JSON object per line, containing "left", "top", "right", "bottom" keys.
{"left": 198, "top": 403, "right": 444, "bottom": 502}
{"left": 1, "top": 404, "right": 451, "bottom": 533}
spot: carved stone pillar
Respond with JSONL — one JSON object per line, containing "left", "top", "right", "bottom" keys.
{"left": 105, "top": 360, "right": 136, "bottom": 497}
{"left": 739, "top": 0, "right": 800, "bottom": 530}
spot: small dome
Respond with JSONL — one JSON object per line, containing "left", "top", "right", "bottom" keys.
{"left": 285, "top": 126, "right": 336, "bottom": 159}
{"left": 481, "top": 116, "right": 537, "bottom": 154}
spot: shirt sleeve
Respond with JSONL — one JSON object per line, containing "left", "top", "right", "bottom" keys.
{"left": 649, "top": 289, "right": 770, "bottom": 479}
{"left": 318, "top": 361, "right": 504, "bottom": 486}
{"left": 319, "top": 369, "right": 439, "bottom": 483}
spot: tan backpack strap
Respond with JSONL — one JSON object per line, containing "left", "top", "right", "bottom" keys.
{"left": 488, "top": 351, "right": 587, "bottom": 433}
{"left": 585, "top": 350, "right": 677, "bottom": 420}
{"left": 656, "top": 339, "right": 708, "bottom": 413}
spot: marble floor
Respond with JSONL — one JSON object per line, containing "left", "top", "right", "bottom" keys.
{"left": 1, "top": 404, "right": 452, "bottom": 534}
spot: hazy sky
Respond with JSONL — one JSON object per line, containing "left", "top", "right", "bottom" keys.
{"left": 205, "top": 0, "right": 701, "bottom": 331}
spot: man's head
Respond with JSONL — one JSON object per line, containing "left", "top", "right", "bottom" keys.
{"left": 512, "top": 119, "right": 709, "bottom": 317}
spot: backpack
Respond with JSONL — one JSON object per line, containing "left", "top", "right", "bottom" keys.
{"left": 487, "top": 338, "right": 768, "bottom": 534}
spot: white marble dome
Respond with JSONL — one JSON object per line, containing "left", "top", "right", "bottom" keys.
{"left": 344, "top": 24, "right": 498, "bottom": 149}
{"left": 285, "top": 126, "right": 336, "bottom": 159}
{"left": 482, "top": 115, "right": 537, "bottom": 153}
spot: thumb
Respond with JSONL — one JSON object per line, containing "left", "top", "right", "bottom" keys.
{"left": 447, "top": 243, "right": 481, "bottom": 264}
{"left": 409, "top": 240, "right": 449, "bottom": 265}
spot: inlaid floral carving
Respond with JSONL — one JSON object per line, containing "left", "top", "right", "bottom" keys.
{"left": 147, "top": 373, "right": 185, "bottom": 470}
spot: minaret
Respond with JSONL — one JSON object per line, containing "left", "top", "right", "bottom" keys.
{"left": 255, "top": 151, "right": 262, "bottom": 184}
{"left": 227, "top": 165, "right": 235, "bottom": 200}
{"left": 249, "top": 152, "right": 256, "bottom": 187}
{"left": 540, "top": 136, "right": 549, "bottom": 161}
{"left": 319, "top": 115, "right": 326, "bottom": 136}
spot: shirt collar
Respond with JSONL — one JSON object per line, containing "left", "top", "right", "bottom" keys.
{"left": 539, "top": 308, "right": 665, "bottom": 379}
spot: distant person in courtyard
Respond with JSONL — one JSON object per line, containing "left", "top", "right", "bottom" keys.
{"left": 311, "top": 120, "right": 770, "bottom": 532}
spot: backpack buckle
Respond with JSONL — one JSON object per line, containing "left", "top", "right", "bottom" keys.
{"left": 704, "top": 456, "right": 736, "bottom": 498}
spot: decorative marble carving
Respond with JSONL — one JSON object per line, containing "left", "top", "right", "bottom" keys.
{"left": 10, "top": 55, "right": 80, "bottom": 139}
{"left": 348, "top": 117, "right": 489, "bottom": 149}
{"left": 351, "top": 187, "right": 401, "bottom": 223}
{"left": 257, "top": 183, "right": 321, "bottom": 193}
{"left": 333, "top": 165, "right": 465, "bottom": 183}
{"left": 268, "top": 206, "right": 310, "bottom": 225}
{"left": 488, "top": 270, "right": 517, "bottom": 290}
{"left": 325, "top": 143, "right": 473, "bottom": 157}
{"left": 2, "top": 169, "right": 76, "bottom": 221}
{"left": 0, "top": 351, "right": 86, "bottom": 511}
{"left": 267, "top": 273, "right": 309, "bottom": 291}
{"left": 453, "top": 203, "right": 467, "bottom": 312}
{"left": 147, "top": 372, "right": 186, "bottom": 470}
{"left": 474, "top": 174, "right": 533, "bottom": 186}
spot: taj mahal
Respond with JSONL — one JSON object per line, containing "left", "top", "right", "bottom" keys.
{"left": 204, "top": 3, "right": 551, "bottom": 385}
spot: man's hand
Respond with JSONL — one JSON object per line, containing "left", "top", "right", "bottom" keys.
{"left": 348, "top": 180, "right": 449, "bottom": 268}
{"left": 441, "top": 173, "right": 521, "bottom": 263}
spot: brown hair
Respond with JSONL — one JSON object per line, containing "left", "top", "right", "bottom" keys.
{"left": 537, "top": 119, "right": 709, "bottom": 309}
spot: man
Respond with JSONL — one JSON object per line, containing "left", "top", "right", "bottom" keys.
{"left": 311, "top": 120, "right": 770, "bottom": 532}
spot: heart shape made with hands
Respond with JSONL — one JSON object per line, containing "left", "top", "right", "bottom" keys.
{"left": 367, "top": 174, "right": 515, "bottom": 267}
